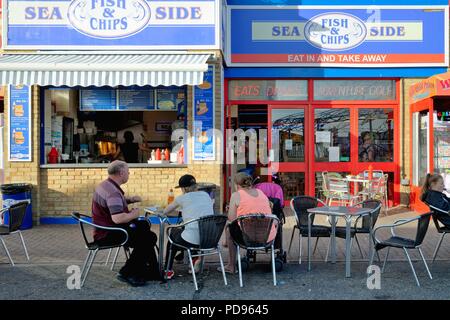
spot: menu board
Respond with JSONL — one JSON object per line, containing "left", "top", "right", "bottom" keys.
{"left": 118, "top": 88, "right": 154, "bottom": 110}
{"left": 80, "top": 87, "right": 186, "bottom": 111}
{"left": 9, "top": 85, "right": 31, "bottom": 161}
{"left": 193, "top": 65, "right": 215, "bottom": 161}
{"left": 80, "top": 89, "right": 117, "bottom": 111}
{"left": 156, "top": 87, "right": 180, "bottom": 111}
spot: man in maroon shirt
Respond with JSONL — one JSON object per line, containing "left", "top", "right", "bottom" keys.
{"left": 92, "top": 160, "right": 160, "bottom": 286}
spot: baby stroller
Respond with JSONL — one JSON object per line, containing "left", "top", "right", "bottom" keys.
{"left": 239, "top": 197, "right": 287, "bottom": 272}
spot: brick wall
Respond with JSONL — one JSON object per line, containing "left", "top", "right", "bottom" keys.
{"left": 40, "top": 164, "right": 222, "bottom": 217}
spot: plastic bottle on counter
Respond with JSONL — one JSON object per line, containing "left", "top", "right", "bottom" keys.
{"left": 155, "top": 148, "right": 161, "bottom": 160}
{"left": 150, "top": 149, "right": 155, "bottom": 161}
{"left": 48, "top": 146, "right": 59, "bottom": 164}
{"left": 164, "top": 148, "right": 170, "bottom": 162}
{"left": 177, "top": 145, "right": 184, "bottom": 164}
{"left": 167, "top": 189, "right": 175, "bottom": 205}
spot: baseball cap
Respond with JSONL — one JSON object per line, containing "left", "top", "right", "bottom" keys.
{"left": 175, "top": 174, "right": 197, "bottom": 188}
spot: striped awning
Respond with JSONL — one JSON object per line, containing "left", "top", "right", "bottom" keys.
{"left": 0, "top": 53, "right": 211, "bottom": 87}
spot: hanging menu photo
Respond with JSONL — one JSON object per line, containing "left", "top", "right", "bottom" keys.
{"left": 80, "top": 89, "right": 117, "bottom": 111}
{"left": 9, "top": 85, "right": 31, "bottom": 161}
{"left": 156, "top": 87, "right": 180, "bottom": 111}
{"left": 118, "top": 88, "right": 154, "bottom": 110}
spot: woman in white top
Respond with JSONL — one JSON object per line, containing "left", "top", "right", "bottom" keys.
{"left": 163, "top": 174, "right": 214, "bottom": 279}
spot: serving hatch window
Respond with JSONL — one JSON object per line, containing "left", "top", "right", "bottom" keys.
{"left": 42, "top": 86, "right": 187, "bottom": 165}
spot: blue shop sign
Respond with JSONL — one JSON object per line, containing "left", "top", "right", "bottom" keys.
{"left": 193, "top": 65, "right": 215, "bottom": 161}
{"left": 9, "top": 85, "right": 32, "bottom": 162}
{"left": 5, "top": 0, "right": 219, "bottom": 49}
{"left": 226, "top": 6, "right": 448, "bottom": 67}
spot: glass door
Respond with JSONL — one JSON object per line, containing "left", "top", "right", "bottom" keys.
{"left": 412, "top": 111, "right": 429, "bottom": 187}
{"left": 311, "top": 107, "right": 351, "bottom": 199}
{"left": 310, "top": 105, "right": 397, "bottom": 205}
{"left": 268, "top": 105, "right": 307, "bottom": 204}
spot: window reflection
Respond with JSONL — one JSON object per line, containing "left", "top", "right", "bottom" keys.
{"left": 272, "top": 109, "right": 304, "bottom": 162}
{"left": 278, "top": 172, "right": 305, "bottom": 200}
{"left": 358, "top": 109, "right": 394, "bottom": 162}
{"left": 314, "top": 109, "right": 350, "bottom": 162}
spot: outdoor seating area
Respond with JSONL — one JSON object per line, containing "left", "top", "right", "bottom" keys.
{"left": 2, "top": 198, "right": 450, "bottom": 298}
{"left": 1, "top": 167, "right": 450, "bottom": 299}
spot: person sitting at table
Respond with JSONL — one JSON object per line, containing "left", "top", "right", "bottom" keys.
{"left": 421, "top": 173, "right": 450, "bottom": 225}
{"left": 162, "top": 174, "right": 214, "bottom": 280}
{"left": 92, "top": 160, "right": 161, "bottom": 287}
{"left": 222, "top": 172, "right": 275, "bottom": 274}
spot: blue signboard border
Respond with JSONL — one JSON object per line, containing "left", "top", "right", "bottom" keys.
{"left": 8, "top": 85, "right": 32, "bottom": 162}
{"left": 226, "top": 5, "right": 449, "bottom": 67}
{"left": 193, "top": 65, "right": 215, "bottom": 161}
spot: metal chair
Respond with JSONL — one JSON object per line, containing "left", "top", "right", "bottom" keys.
{"left": 0, "top": 201, "right": 30, "bottom": 266}
{"left": 327, "top": 200, "right": 382, "bottom": 260}
{"left": 360, "top": 172, "right": 389, "bottom": 214}
{"left": 369, "top": 212, "right": 432, "bottom": 287}
{"left": 228, "top": 214, "right": 280, "bottom": 287}
{"left": 327, "top": 176, "right": 359, "bottom": 206}
{"left": 427, "top": 204, "right": 450, "bottom": 263}
{"left": 321, "top": 172, "right": 349, "bottom": 205}
{"left": 105, "top": 245, "right": 131, "bottom": 271}
{"left": 165, "top": 214, "right": 228, "bottom": 291}
{"left": 71, "top": 212, "right": 129, "bottom": 287}
{"left": 371, "top": 174, "right": 389, "bottom": 215}
{"left": 288, "top": 196, "right": 331, "bottom": 264}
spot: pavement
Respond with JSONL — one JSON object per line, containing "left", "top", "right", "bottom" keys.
{"left": 1, "top": 206, "right": 450, "bottom": 300}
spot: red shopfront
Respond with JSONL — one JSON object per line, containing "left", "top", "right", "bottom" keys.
{"left": 409, "top": 72, "right": 450, "bottom": 213}
{"left": 224, "top": 79, "right": 401, "bottom": 207}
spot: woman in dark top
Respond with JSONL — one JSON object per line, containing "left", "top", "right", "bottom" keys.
{"left": 115, "top": 131, "right": 139, "bottom": 163}
{"left": 421, "top": 173, "right": 450, "bottom": 225}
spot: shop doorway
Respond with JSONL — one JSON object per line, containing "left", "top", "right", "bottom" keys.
{"left": 224, "top": 79, "right": 400, "bottom": 208}
{"left": 268, "top": 105, "right": 307, "bottom": 205}
{"left": 225, "top": 103, "right": 399, "bottom": 208}
{"left": 224, "top": 104, "right": 269, "bottom": 205}
{"left": 410, "top": 97, "right": 450, "bottom": 212}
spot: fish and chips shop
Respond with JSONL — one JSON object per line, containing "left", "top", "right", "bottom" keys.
{"left": 222, "top": 0, "right": 449, "bottom": 208}
{"left": 1, "top": 0, "right": 450, "bottom": 224}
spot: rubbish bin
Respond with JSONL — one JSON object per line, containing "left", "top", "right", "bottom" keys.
{"left": 197, "top": 182, "right": 217, "bottom": 203}
{"left": 1, "top": 183, "right": 33, "bottom": 229}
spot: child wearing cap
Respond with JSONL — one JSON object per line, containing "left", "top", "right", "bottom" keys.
{"left": 162, "top": 174, "right": 214, "bottom": 279}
